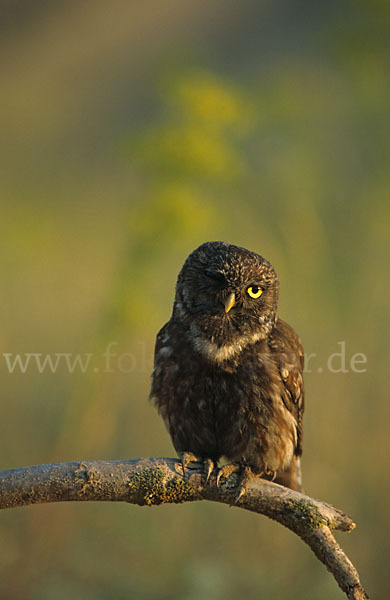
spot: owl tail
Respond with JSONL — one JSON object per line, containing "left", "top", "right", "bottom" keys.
{"left": 274, "top": 456, "right": 303, "bottom": 492}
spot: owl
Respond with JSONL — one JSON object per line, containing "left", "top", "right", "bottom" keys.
{"left": 150, "top": 241, "right": 304, "bottom": 499}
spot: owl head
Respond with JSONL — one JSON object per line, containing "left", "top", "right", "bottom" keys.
{"left": 173, "top": 241, "right": 279, "bottom": 363}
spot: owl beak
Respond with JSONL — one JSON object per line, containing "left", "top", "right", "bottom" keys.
{"left": 224, "top": 292, "right": 236, "bottom": 313}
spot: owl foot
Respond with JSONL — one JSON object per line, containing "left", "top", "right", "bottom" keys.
{"left": 265, "top": 469, "right": 277, "bottom": 482}
{"left": 180, "top": 452, "right": 214, "bottom": 485}
{"left": 216, "top": 464, "right": 259, "bottom": 504}
{"left": 234, "top": 468, "right": 278, "bottom": 501}
{"left": 216, "top": 463, "right": 241, "bottom": 487}
{"left": 233, "top": 466, "right": 257, "bottom": 504}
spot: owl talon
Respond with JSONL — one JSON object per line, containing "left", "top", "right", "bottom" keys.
{"left": 265, "top": 469, "right": 277, "bottom": 482}
{"left": 203, "top": 457, "right": 215, "bottom": 485}
{"left": 232, "top": 466, "right": 256, "bottom": 504}
{"left": 216, "top": 463, "right": 241, "bottom": 487}
{"left": 216, "top": 464, "right": 256, "bottom": 503}
{"left": 180, "top": 452, "right": 214, "bottom": 485}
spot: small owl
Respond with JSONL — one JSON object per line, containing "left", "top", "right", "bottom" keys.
{"left": 150, "top": 241, "right": 304, "bottom": 498}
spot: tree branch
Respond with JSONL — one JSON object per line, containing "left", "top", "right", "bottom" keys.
{"left": 0, "top": 457, "right": 368, "bottom": 599}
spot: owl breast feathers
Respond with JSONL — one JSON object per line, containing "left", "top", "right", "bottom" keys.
{"left": 150, "top": 241, "right": 304, "bottom": 492}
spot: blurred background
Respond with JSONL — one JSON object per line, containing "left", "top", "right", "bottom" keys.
{"left": 1, "top": 1, "right": 389, "bottom": 598}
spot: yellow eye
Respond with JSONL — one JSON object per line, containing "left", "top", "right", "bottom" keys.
{"left": 247, "top": 285, "right": 263, "bottom": 299}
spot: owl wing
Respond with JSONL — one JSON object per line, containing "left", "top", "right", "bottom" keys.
{"left": 269, "top": 318, "right": 305, "bottom": 456}
{"left": 149, "top": 322, "right": 173, "bottom": 433}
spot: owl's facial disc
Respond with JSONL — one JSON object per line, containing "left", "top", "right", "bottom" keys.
{"left": 174, "top": 241, "right": 279, "bottom": 362}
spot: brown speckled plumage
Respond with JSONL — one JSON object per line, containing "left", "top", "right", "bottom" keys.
{"left": 150, "top": 241, "right": 304, "bottom": 491}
